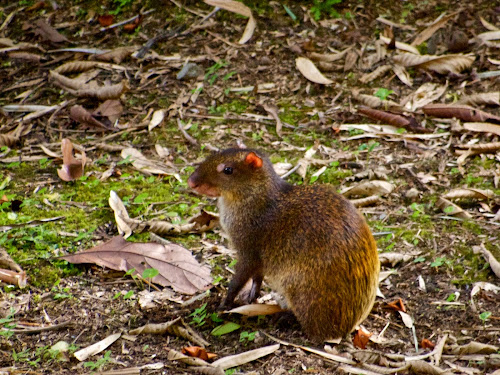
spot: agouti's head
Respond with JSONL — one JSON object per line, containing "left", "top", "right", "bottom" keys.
{"left": 188, "top": 148, "right": 274, "bottom": 198}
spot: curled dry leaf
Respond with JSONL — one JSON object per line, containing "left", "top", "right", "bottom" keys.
{"left": 379, "top": 35, "right": 419, "bottom": 54}
{"left": 0, "top": 132, "right": 20, "bottom": 147}
{"left": 57, "top": 138, "right": 86, "bottom": 182}
{"left": 464, "top": 122, "right": 500, "bottom": 136}
{"left": 352, "top": 93, "right": 402, "bottom": 110}
{"left": 342, "top": 180, "right": 395, "bottom": 198}
{"left": 398, "top": 311, "right": 414, "bottom": 329}
{"left": 349, "top": 195, "right": 382, "bottom": 207}
{"left": 129, "top": 317, "right": 180, "bottom": 335}
{"left": 404, "top": 83, "right": 448, "bottom": 112}
{"left": 34, "top": 19, "right": 69, "bottom": 43}
{"left": 74, "top": 332, "right": 121, "bottom": 361}
{"left": 358, "top": 106, "right": 429, "bottom": 132}
{"left": 393, "top": 53, "right": 475, "bottom": 74}
{"left": 455, "top": 141, "right": 500, "bottom": 153}
{"left": 211, "top": 344, "right": 280, "bottom": 370}
{"left": 167, "top": 349, "right": 221, "bottom": 372}
{"left": 423, "top": 104, "right": 500, "bottom": 123}
{"left": 295, "top": 57, "right": 333, "bottom": 85}
{"left": 392, "top": 63, "right": 413, "bottom": 87}
{"left": 473, "top": 244, "right": 500, "bottom": 279}
{"left": 94, "top": 99, "right": 123, "bottom": 124}
{"left": 359, "top": 64, "right": 392, "bottom": 84}
{"left": 61, "top": 236, "right": 212, "bottom": 295}
{"left": 226, "top": 304, "right": 283, "bottom": 317}
{"left": 70, "top": 105, "right": 111, "bottom": 131}
{"left": 148, "top": 109, "right": 165, "bottom": 131}
{"left": 436, "top": 197, "right": 472, "bottom": 219}
{"left": 309, "top": 48, "right": 351, "bottom": 62}
{"left": 448, "top": 341, "right": 499, "bottom": 355}
{"left": 379, "top": 253, "right": 413, "bottom": 267}
{"left": 411, "top": 12, "right": 459, "bottom": 47}
{"left": 54, "top": 61, "right": 102, "bottom": 74}
{"left": 96, "top": 46, "right": 138, "bottom": 63}
{"left": 204, "top": 0, "right": 255, "bottom": 44}
{"left": 458, "top": 92, "right": 500, "bottom": 106}
{"left": 353, "top": 327, "right": 372, "bottom": 349}
{"left": 182, "top": 346, "right": 217, "bottom": 361}
{"left": 109, "top": 190, "right": 133, "bottom": 238}
{"left": 121, "top": 147, "right": 177, "bottom": 176}
{"left": 443, "top": 188, "right": 495, "bottom": 201}
{"left": 74, "top": 80, "right": 128, "bottom": 100}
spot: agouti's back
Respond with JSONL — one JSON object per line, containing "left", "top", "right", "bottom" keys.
{"left": 188, "top": 148, "right": 379, "bottom": 341}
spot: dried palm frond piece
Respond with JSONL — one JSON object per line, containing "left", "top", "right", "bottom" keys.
{"left": 393, "top": 53, "right": 474, "bottom": 74}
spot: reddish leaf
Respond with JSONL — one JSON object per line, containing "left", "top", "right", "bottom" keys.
{"left": 61, "top": 236, "right": 212, "bottom": 295}
{"left": 57, "top": 139, "right": 86, "bottom": 182}
{"left": 421, "top": 338, "right": 435, "bottom": 350}
{"left": 353, "top": 328, "right": 372, "bottom": 349}
{"left": 384, "top": 298, "right": 406, "bottom": 312}
{"left": 358, "top": 106, "right": 431, "bottom": 133}
{"left": 423, "top": 104, "right": 500, "bottom": 124}
{"left": 98, "top": 15, "right": 114, "bottom": 27}
{"left": 182, "top": 346, "right": 217, "bottom": 361}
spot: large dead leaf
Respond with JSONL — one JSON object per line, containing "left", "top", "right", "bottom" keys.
{"left": 57, "top": 139, "right": 86, "bottom": 182}
{"left": 121, "top": 147, "right": 178, "bottom": 176}
{"left": 226, "top": 304, "right": 283, "bottom": 317}
{"left": 211, "top": 344, "right": 280, "bottom": 370}
{"left": 458, "top": 92, "right": 500, "bottom": 106}
{"left": 411, "top": 12, "right": 459, "bottom": 46}
{"left": 342, "top": 181, "right": 395, "bottom": 197}
{"left": 69, "top": 105, "right": 112, "bottom": 131}
{"left": 204, "top": 0, "right": 256, "bottom": 44}
{"left": 403, "top": 83, "right": 448, "bottom": 112}
{"left": 33, "top": 19, "right": 69, "bottom": 43}
{"left": 463, "top": 122, "right": 500, "bottom": 136}
{"left": 296, "top": 57, "right": 333, "bottom": 85}
{"left": 61, "top": 236, "right": 212, "bottom": 295}
{"left": 74, "top": 332, "right": 121, "bottom": 361}
{"left": 393, "top": 53, "right": 475, "bottom": 74}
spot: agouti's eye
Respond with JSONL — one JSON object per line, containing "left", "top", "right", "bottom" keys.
{"left": 223, "top": 166, "right": 233, "bottom": 175}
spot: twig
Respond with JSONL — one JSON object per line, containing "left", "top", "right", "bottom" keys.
{"left": 177, "top": 118, "right": 199, "bottom": 148}
{"left": 2, "top": 320, "right": 71, "bottom": 333}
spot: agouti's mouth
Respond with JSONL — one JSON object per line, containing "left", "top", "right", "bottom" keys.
{"left": 188, "top": 178, "right": 220, "bottom": 197}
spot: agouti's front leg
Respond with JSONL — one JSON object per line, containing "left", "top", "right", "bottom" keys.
{"left": 219, "top": 259, "right": 261, "bottom": 309}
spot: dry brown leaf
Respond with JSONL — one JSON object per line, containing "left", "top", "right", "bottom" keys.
{"left": 343, "top": 49, "right": 358, "bottom": 72}
{"left": 379, "top": 35, "right": 419, "bottom": 54}
{"left": 359, "top": 65, "right": 392, "bottom": 84}
{"left": 436, "top": 197, "right": 472, "bottom": 219}
{"left": 73, "top": 80, "right": 128, "bottom": 100}
{"left": 403, "top": 83, "right": 448, "bottom": 112}
{"left": 392, "top": 63, "right": 413, "bottom": 87}
{"left": 379, "top": 253, "right": 412, "bottom": 267}
{"left": 94, "top": 99, "right": 123, "bottom": 124}
{"left": 473, "top": 244, "right": 500, "bottom": 279}
{"left": 57, "top": 139, "right": 86, "bottom": 182}
{"left": 167, "top": 349, "right": 221, "bottom": 372}
{"left": 309, "top": 48, "right": 351, "bottom": 62}
{"left": 211, "top": 344, "right": 280, "bottom": 370}
{"left": 295, "top": 57, "right": 333, "bottom": 85}
{"left": 393, "top": 53, "right": 474, "bottom": 74}
{"left": 263, "top": 103, "right": 283, "bottom": 136}
{"left": 34, "top": 19, "right": 69, "bottom": 43}
{"left": 0, "top": 247, "right": 22, "bottom": 272}
{"left": 129, "top": 318, "right": 180, "bottom": 335}
{"left": 226, "top": 304, "right": 283, "bottom": 317}
{"left": 49, "top": 70, "right": 82, "bottom": 90}
{"left": 95, "top": 46, "right": 138, "bottom": 63}
{"left": 448, "top": 341, "right": 499, "bottom": 355}
{"left": 148, "top": 109, "right": 165, "bottom": 131}
{"left": 458, "top": 92, "right": 500, "bottom": 106}
{"left": 476, "top": 30, "right": 500, "bottom": 43}
{"left": 411, "top": 12, "right": 460, "bottom": 46}
{"left": 352, "top": 93, "right": 401, "bottom": 110}
{"left": 463, "top": 122, "right": 500, "bottom": 136}
{"left": 342, "top": 181, "right": 395, "bottom": 197}
{"left": 109, "top": 191, "right": 133, "bottom": 238}
{"left": 0, "top": 132, "right": 20, "bottom": 147}
{"left": 349, "top": 195, "right": 383, "bottom": 207}
{"left": 54, "top": 61, "right": 102, "bottom": 74}
{"left": 423, "top": 104, "right": 500, "bottom": 123}
{"left": 455, "top": 142, "right": 500, "bottom": 153}
{"left": 443, "top": 188, "right": 495, "bottom": 201}
{"left": 98, "top": 14, "right": 114, "bottom": 27}
{"left": 121, "top": 147, "right": 177, "bottom": 176}
{"left": 69, "top": 105, "right": 111, "bottom": 131}
{"left": 61, "top": 236, "right": 212, "bottom": 295}
{"left": 204, "top": 0, "right": 255, "bottom": 44}
{"left": 74, "top": 333, "right": 121, "bottom": 362}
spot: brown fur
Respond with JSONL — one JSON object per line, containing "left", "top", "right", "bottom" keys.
{"left": 188, "top": 148, "right": 380, "bottom": 341}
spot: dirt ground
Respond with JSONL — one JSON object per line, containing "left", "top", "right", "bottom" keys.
{"left": 0, "top": 0, "right": 499, "bottom": 374}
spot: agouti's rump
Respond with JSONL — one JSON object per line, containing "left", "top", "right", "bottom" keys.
{"left": 188, "top": 148, "right": 380, "bottom": 341}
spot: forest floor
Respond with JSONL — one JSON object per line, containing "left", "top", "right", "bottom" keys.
{"left": 0, "top": 0, "right": 499, "bottom": 374}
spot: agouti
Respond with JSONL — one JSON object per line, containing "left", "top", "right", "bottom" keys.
{"left": 188, "top": 148, "right": 380, "bottom": 341}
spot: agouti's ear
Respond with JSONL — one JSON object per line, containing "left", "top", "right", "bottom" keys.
{"left": 244, "top": 152, "right": 263, "bottom": 169}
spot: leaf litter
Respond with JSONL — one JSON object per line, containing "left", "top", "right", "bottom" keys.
{"left": 0, "top": 1, "right": 499, "bottom": 374}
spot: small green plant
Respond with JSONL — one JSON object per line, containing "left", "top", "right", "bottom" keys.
{"left": 310, "top": 0, "right": 342, "bottom": 20}
{"left": 0, "top": 307, "right": 16, "bottom": 339}
{"left": 211, "top": 321, "right": 241, "bottom": 336}
{"left": 83, "top": 350, "right": 112, "bottom": 371}
{"left": 190, "top": 303, "right": 208, "bottom": 327}
{"left": 110, "top": 0, "right": 133, "bottom": 15}
{"left": 430, "top": 257, "right": 446, "bottom": 268}
{"left": 205, "top": 60, "right": 228, "bottom": 85}
{"left": 239, "top": 330, "right": 258, "bottom": 344}
{"left": 374, "top": 88, "right": 394, "bottom": 101}
{"left": 479, "top": 311, "right": 491, "bottom": 324}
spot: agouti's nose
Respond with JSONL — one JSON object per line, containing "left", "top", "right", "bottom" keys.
{"left": 188, "top": 176, "right": 198, "bottom": 189}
